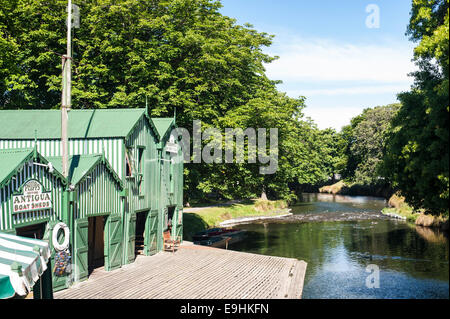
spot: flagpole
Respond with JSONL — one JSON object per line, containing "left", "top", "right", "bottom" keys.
{"left": 61, "top": 0, "right": 72, "bottom": 178}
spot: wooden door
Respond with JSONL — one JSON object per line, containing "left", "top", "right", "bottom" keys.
{"left": 126, "top": 213, "right": 136, "bottom": 264}
{"left": 74, "top": 218, "right": 89, "bottom": 282}
{"left": 146, "top": 211, "right": 158, "bottom": 255}
{"left": 105, "top": 215, "right": 122, "bottom": 271}
{"left": 175, "top": 208, "right": 183, "bottom": 242}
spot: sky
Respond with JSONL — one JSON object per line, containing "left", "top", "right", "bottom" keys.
{"left": 219, "top": 0, "right": 417, "bottom": 131}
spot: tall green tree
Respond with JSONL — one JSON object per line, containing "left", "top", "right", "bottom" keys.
{"left": 193, "top": 90, "right": 306, "bottom": 201}
{"left": 383, "top": 0, "right": 449, "bottom": 215}
{"left": 340, "top": 104, "right": 400, "bottom": 185}
{"left": 0, "top": 0, "right": 275, "bottom": 114}
{"left": 1, "top": 0, "right": 327, "bottom": 201}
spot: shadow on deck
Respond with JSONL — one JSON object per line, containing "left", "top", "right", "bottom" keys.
{"left": 55, "top": 242, "right": 307, "bottom": 299}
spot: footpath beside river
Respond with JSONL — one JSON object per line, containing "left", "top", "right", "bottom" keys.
{"left": 183, "top": 199, "right": 290, "bottom": 240}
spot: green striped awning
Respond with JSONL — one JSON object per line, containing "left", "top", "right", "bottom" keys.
{"left": 0, "top": 232, "right": 51, "bottom": 299}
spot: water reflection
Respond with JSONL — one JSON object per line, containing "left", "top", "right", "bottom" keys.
{"left": 415, "top": 226, "right": 448, "bottom": 244}
{"left": 300, "top": 192, "right": 388, "bottom": 204}
{"left": 292, "top": 193, "right": 388, "bottom": 215}
{"left": 231, "top": 194, "right": 449, "bottom": 299}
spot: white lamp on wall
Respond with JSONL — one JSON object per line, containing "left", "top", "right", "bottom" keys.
{"left": 33, "top": 162, "right": 55, "bottom": 173}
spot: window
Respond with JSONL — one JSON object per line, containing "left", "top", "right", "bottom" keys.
{"left": 169, "top": 160, "right": 174, "bottom": 194}
{"left": 138, "top": 147, "right": 144, "bottom": 174}
{"left": 125, "top": 145, "right": 145, "bottom": 195}
{"left": 137, "top": 146, "right": 145, "bottom": 195}
{"left": 125, "top": 148, "right": 133, "bottom": 178}
{"left": 125, "top": 146, "right": 144, "bottom": 178}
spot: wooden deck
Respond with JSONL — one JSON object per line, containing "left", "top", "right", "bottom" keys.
{"left": 54, "top": 242, "right": 307, "bottom": 299}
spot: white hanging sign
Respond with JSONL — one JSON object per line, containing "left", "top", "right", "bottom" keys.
{"left": 12, "top": 180, "right": 53, "bottom": 214}
{"left": 165, "top": 142, "right": 179, "bottom": 154}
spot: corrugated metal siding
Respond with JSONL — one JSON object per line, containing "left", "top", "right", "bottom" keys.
{"left": 0, "top": 116, "right": 180, "bottom": 255}
{"left": 74, "top": 164, "right": 122, "bottom": 219}
{"left": 0, "top": 163, "right": 63, "bottom": 231}
{"left": 160, "top": 138, "right": 184, "bottom": 209}
{"left": 124, "top": 117, "right": 158, "bottom": 213}
{"left": 1, "top": 117, "right": 159, "bottom": 215}
{"left": 158, "top": 134, "right": 184, "bottom": 245}
{"left": 0, "top": 138, "right": 123, "bottom": 178}
{"left": 175, "top": 148, "right": 184, "bottom": 208}
{"left": 160, "top": 151, "right": 173, "bottom": 206}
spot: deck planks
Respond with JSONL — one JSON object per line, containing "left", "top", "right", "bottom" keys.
{"left": 55, "top": 242, "right": 307, "bottom": 299}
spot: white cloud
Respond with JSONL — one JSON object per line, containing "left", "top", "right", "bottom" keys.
{"left": 289, "top": 84, "right": 411, "bottom": 97}
{"left": 262, "top": 35, "right": 416, "bottom": 130}
{"left": 302, "top": 106, "right": 366, "bottom": 131}
{"left": 264, "top": 36, "right": 416, "bottom": 84}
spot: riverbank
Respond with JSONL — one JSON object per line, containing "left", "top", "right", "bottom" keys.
{"left": 230, "top": 193, "right": 449, "bottom": 299}
{"left": 381, "top": 193, "right": 416, "bottom": 222}
{"left": 318, "top": 180, "right": 392, "bottom": 198}
{"left": 381, "top": 193, "right": 449, "bottom": 230}
{"left": 183, "top": 199, "right": 289, "bottom": 240}
{"left": 318, "top": 182, "right": 449, "bottom": 229}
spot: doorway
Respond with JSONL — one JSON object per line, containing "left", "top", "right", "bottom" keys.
{"left": 166, "top": 206, "right": 176, "bottom": 232}
{"left": 88, "top": 216, "right": 106, "bottom": 275}
{"left": 15, "top": 222, "right": 52, "bottom": 299}
{"left": 135, "top": 211, "right": 149, "bottom": 256}
{"left": 16, "top": 222, "right": 46, "bottom": 239}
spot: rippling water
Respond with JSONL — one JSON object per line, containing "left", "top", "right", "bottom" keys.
{"left": 230, "top": 193, "right": 449, "bottom": 299}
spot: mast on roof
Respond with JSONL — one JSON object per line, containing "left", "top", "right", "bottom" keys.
{"left": 61, "top": 0, "right": 79, "bottom": 178}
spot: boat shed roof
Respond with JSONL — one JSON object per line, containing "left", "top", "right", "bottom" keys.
{"left": 151, "top": 118, "right": 176, "bottom": 141}
{"left": 48, "top": 154, "right": 124, "bottom": 189}
{"left": 0, "top": 109, "right": 160, "bottom": 140}
{"left": 0, "top": 148, "right": 66, "bottom": 189}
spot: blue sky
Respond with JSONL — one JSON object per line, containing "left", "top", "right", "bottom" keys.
{"left": 219, "top": 0, "right": 416, "bottom": 130}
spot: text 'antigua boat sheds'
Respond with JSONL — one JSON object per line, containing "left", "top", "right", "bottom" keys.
{"left": 13, "top": 180, "right": 53, "bottom": 213}
{"left": 0, "top": 108, "right": 184, "bottom": 295}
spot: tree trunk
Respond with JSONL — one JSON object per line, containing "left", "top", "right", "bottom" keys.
{"left": 260, "top": 191, "right": 268, "bottom": 201}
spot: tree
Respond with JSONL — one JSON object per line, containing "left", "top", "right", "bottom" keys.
{"left": 382, "top": 0, "right": 449, "bottom": 215}
{"left": 1, "top": 0, "right": 323, "bottom": 201}
{"left": 340, "top": 104, "right": 400, "bottom": 185}
{"left": 340, "top": 111, "right": 367, "bottom": 180}
{"left": 191, "top": 89, "right": 307, "bottom": 202}
{"left": 318, "top": 127, "right": 347, "bottom": 181}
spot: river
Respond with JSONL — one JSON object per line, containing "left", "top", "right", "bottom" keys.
{"left": 230, "top": 193, "right": 449, "bottom": 299}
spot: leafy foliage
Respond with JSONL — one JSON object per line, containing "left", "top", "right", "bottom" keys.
{"left": 382, "top": 0, "right": 449, "bottom": 215}
{"left": 0, "top": 0, "right": 335, "bottom": 201}
{"left": 340, "top": 104, "right": 400, "bottom": 185}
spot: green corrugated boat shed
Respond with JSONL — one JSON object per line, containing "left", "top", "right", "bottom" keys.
{"left": 0, "top": 109, "right": 183, "bottom": 295}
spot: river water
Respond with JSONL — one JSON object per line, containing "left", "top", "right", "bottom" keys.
{"left": 231, "top": 193, "right": 449, "bottom": 299}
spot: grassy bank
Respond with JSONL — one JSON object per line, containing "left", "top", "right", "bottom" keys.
{"left": 381, "top": 207, "right": 417, "bottom": 222}
{"left": 381, "top": 206, "right": 448, "bottom": 228}
{"left": 319, "top": 181, "right": 345, "bottom": 195}
{"left": 183, "top": 199, "right": 288, "bottom": 240}
{"left": 318, "top": 184, "right": 449, "bottom": 228}
{"left": 381, "top": 193, "right": 418, "bottom": 222}
{"left": 319, "top": 180, "right": 392, "bottom": 198}
{"left": 381, "top": 193, "right": 448, "bottom": 229}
